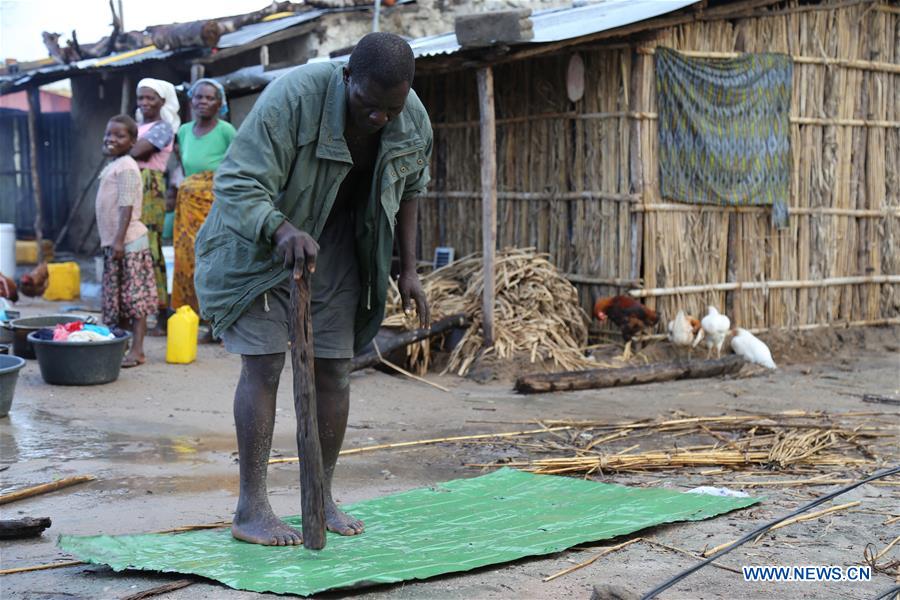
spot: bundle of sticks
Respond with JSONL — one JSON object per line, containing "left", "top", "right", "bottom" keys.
{"left": 465, "top": 411, "right": 898, "bottom": 478}
{"left": 384, "top": 248, "right": 594, "bottom": 376}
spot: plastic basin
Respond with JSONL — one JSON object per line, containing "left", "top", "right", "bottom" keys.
{"left": 0, "top": 354, "right": 26, "bottom": 417}
{"left": 4, "top": 315, "right": 85, "bottom": 359}
{"left": 28, "top": 331, "right": 132, "bottom": 386}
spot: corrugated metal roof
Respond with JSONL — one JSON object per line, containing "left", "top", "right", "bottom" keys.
{"left": 410, "top": 0, "right": 700, "bottom": 58}
{"left": 0, "top": 46, "right": 187, "bottom": 92}
{"left": 216, "top": 10, "right": 325, "bottom": 48}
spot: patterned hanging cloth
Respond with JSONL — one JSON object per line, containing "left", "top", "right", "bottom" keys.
{"left": 656, "top": 47, "right": 792, "bottom": 228}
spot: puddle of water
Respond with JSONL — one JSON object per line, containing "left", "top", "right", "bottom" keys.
{"left": 0, "top": 408, "right": 220, "bottom": 464}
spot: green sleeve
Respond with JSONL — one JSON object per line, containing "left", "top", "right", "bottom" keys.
{"left": 211, "top": 84, "right": 298, "bottom": 243}
{"left": 222, "top": 121, "right": 237, "bottom": 145}
{"left": 402, "top": 118, "right": 432, "bottom": 201}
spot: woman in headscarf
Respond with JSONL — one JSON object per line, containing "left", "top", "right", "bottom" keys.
{"left": 131, "top": 77, "right": 180, "bottom": 335}
{"left": 171, "top": 78, "right": 235, "bottom": 321}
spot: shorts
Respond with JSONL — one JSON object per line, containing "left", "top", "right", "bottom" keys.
{"left": 221, "top": 245, "right": 360, "bottom": 358}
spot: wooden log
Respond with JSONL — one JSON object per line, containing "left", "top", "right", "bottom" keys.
{"left": 0, "top": 517, "right": 51, "bottom": 539}
{"left": 26, "top": 88, "right": 45, "bottom": 264}
{"left": 477, "top": 65, "right": 497, "bottom": 347}
{"left": 351, "top": 313, "right": 468, "bottom": 372}
{"left": 289, "top": 268, "right": 326, "bottom": 550}
{"left": 149, "top": 21, "right": 220, "bottom": 50}
{"left": 0, "top": 475, "right": 95, "bottom": 506}
{"left": 514, "top": 355, "right": 745, "bottom": 394}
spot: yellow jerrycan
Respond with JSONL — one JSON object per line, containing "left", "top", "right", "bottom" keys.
{"left": 166, "top": 306, "right": 199, "bottom": 364}
{"left": 43, "top": 262, "right": 81, "bottom": 301}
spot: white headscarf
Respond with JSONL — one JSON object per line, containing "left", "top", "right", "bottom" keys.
{"left": 135, "top": 78, "right": 181, "bottom": 131}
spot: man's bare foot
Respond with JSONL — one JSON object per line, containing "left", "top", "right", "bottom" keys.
{"left": 232, "top": 508, "right": 303, "bottom": 546}
{"left": 325, "top": 499, "right": 364, "bottom": 535}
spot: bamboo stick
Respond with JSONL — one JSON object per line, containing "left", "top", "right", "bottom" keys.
{"left": 637, "top": 47, "right": 900, "bottom": 74}
{"left": 153, "top": 520, "right": 232, "bottom": 534}
{"left": 0, "top": 560, "right": 85, "bottom": 575}
{"left": 629, "top": 275, "right": 900, "bottom": 298}
{"left": 372, "top": 341, "right": 451, "bottom": 393}
{"left": 120, "top": 579, "right": 195, "bottom": 600}
{"left": 703, "top": 501, "right": 861, "bottom": 556}
{"left": 642, "top": 539, "right": 742, "bottom": 574}
{"left": 267, "top": 426, "right": 575, "bottom": 464}
{"left": 635, "top": 204, "right": 900, "bottom": 216}
{"left": 635, "top": 318, "right": 900, "bottom": 341}
{"left": 542, "top": 538, "right": 641, "bottom": 582}
{"left": 793, "top": 117, "right": 900, "bottom": 128}
{"left": 874, "top": 3, "right": 900, "bottom": 13}
{"left": 866, "top": 535, "right": 900, "bottom": 563}
{"left": 435, "top": 113, "right": 900, "bottom": 129}
{"left": 751, "top": 500, "right": 861, "bottom": 542}
{"left": 422, "top": 191, "right": 639, "bottom": 202}
{"left": 0, "top": 475, "right": 96, "bottom": 506}
{"left": 562, "top": 273, "right": 640, "bottom": 287}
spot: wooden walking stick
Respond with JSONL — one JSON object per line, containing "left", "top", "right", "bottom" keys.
{"left": 289, "top": 264, "right": 327, "bottom": 550}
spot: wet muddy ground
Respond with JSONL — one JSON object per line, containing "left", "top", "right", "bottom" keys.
{"left": 1, "top": 297, "right": 898, "bottom": 599}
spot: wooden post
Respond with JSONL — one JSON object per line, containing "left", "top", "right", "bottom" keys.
{"left": 289, "top": 268, "right": 326, "bottom": 550}
{"left": 190, "top": 63, "right": 205, "bottom": 84}
{"left": 119, "top": 73, "right": 131, "bottom": 115}
{"left": 26, "top": 88, "right": 45, "bottom": 264}
{"left": 477, "top": 66, "right": 497, "bottom": 347}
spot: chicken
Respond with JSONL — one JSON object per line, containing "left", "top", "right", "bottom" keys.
{"left": 667, "top": 310, "right": 702, "bottom": 357}
{"left": 18, "top": 262, "right": 49, "bottom": 298}
{"left": 594, "top": 295, "right": 659, "bottom": 360}
{"left": 730, "top": 328, "right": 776, "bottom": 369}
{"left": 695, "top": 306, "right": 730, "bottom": 358}
{"left": 0, "top": 273, "right": 18, "bottom": 303}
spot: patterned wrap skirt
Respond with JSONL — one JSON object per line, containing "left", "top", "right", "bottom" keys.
{"left": 172, "top": 171, "right": 215, "bottom": 313}
{"left": 140, "top": 168, "right": 168, "bottom": 309}
{"left": 102, "top": 246, "right": 159, "bottom": 324}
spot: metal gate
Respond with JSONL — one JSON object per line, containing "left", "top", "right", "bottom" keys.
{"left": 0, "top": 107, "right": 71, "bottom": 242}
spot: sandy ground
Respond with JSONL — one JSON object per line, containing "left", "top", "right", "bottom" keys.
{"left": 1, "top": 295, "right": 898, "bottom": 600}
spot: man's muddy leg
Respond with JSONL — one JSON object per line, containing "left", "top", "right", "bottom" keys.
{"left": 232, "top": 353, "right": 303, "bottom": 546}
{"left": 314, "top": 357, "right": 364, "bottom": 535}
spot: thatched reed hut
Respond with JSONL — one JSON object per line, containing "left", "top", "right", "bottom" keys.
{"left": 411, "top": 0, "right": 900, "bottom": 334}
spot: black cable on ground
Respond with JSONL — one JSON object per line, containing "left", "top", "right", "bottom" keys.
{"left": 640, "top": 464, "right": 900, "bottom": 600}
{"left": 872, "top": 585, "right": 900, "bottom": 600}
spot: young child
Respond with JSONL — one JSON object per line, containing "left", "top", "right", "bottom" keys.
{"left": 96, "top": 114, "right": 158, "bottom": 367}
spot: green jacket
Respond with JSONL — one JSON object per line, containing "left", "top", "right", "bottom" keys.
{"left": 194, "top": 61, "right": 432, "bottom": 351}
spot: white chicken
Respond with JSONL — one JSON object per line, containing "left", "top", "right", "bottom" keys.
{"left": 695, "top": 306, "right": 730, "bottom": 358}
{"left": 730, "top": 328, "right": 776, "bottom": 369}
{"left": 667, "top": 310, "right": 703, "bottom": 356}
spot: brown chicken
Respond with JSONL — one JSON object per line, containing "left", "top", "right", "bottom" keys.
{"left": 594, "top": 295, "right": 659, "bottom": 360}
{"left": 19, "top": 262, "right": 49, "bottom": 298}
{"left": 0, "top": 273, "right": 18, "bottom": 302}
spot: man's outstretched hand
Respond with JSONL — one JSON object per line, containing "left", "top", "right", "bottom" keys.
{"left": 274, "top": 221, "right": 319, "bottom": 280}
{"left": 398, "top": 271, "right": 430, "bottom": 328}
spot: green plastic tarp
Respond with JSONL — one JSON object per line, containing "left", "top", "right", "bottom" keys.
{"left": 59, "top": 468, "right": 758, "bottom": 595}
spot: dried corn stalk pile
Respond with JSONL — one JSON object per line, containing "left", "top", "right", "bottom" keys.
{"left": 385, "top": 248, "right": 593, "bottom": 376}
{"left": 466, "top": 411, "right": 898, "bottom": 477}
